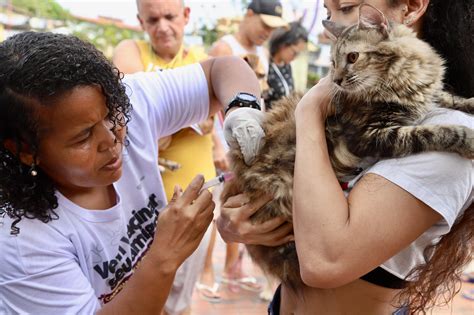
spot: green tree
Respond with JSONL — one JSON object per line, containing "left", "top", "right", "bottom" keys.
{"left": 8, "top": 0, "right": 144, "bottom": 58}
{"left": 198, "top": 24, "right": 218, "bottom": 48}
{"left": 11, "top": 0, "right": 70, "bottom": 20}
{"left": 72, "top": 23, "right": 144, "bottom": 59}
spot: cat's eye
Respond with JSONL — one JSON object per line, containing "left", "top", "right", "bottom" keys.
{"left": 331, "top": 60, "right": 335, "bottom": 68}
{"left": 347, "top": 52, "right": 359, "bottom": 64}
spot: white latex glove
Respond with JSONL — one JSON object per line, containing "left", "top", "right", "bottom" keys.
{"left": 223, "top": 108, "right": 266, "bottom": 165}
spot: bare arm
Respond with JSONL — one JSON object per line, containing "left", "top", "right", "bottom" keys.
{"left": 199, "top": 56, "right": 261, "bottom": 116}
{"left": 293, "top": 81, "right": 442, "bottom": 289}
{"left": 113, "top": 39, "right": 144, "bottom": 74}
{"left": 208, "top": 40, "right": 233, "bottom": 57}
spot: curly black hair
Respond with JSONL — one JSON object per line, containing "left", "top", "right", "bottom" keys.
{"left": 0, "top": 32, "right": 131, "bottom": 232}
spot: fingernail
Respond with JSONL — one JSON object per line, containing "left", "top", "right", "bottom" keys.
{"left": 170, "top": 185, "right": 181, "bottom": 202}
{"left": 193, "top": 174, "right": 205, "bottom": 186}
{"left": 174, "top": 185, "right": 182, "bottom": 195}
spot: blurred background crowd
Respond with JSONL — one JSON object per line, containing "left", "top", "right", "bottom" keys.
{"left": 0, "top": 0, "right": 331, "bottom": 93}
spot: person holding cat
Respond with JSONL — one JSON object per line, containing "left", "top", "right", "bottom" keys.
{"left": 218, "top": 0, "right": 473, "bottom": 314}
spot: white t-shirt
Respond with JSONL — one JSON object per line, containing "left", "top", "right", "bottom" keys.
{"left": 0, "top": 64, "right": 209, "bottom": 313}
{"left": 221, "top": 34, "right": 269, "bottom": 75}
{"left": 360, "top": 108, "right": 473, "bottom": 280}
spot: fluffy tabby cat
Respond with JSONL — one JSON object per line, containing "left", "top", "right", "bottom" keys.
{"left": 222, "top": 4, "right": 473, "bottom": 288}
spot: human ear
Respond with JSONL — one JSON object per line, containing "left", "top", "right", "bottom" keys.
{"left": 183, "top": 7, "right": 191, "bottom": 24}
{"left": 137, "top": 14, "right": 145, "bottom": 31}
{"left": 322, "top": 20, "right": 346, "bottom": 41}
{"left": 3, "top": 139, "right": 37, "bottom": 166}
{"left": 358, "top": 3, "right": 390, "bottom": 37}
{"left": 246, "top": 9, "right": 255, "bottom": 18}
{"left": 402, "top": 0, "right": 429, "bottom": 26}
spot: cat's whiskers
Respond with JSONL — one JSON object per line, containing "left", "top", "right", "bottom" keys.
{"left": 346, "top": 74, "right": 358, "bottom": 85}
{"left": 330, "top": 86, "right": 343, "bottom": 118}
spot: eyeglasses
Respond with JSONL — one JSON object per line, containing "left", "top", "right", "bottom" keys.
{"left": 290, "top": 45, "right": 301, "bottom": 57}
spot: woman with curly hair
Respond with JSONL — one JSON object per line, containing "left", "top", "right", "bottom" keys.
{"left": 217, "top": 0, "right": 473, "bottom": 314}
{"left": 0, "top": 31, "right": 267, "bottom": 314}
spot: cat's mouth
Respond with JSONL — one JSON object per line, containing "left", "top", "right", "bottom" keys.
{"left": 336, "top": 75, "right": 361, "bottom": 92}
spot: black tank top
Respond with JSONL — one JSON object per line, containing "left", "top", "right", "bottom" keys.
{"left": 360, "top": 267, "right": 408, "bottom": 289}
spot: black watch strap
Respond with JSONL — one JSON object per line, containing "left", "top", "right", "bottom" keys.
{"left": 224, "top": 93, "right": 261, "bottom": 115}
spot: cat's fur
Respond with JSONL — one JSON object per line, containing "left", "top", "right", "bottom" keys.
{"left": 222, "top": 4, "right": 473, "bottom": 288}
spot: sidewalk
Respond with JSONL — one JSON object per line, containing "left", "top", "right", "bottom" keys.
{"left": 190, "top": 235, "right": 474, "bottom": 315}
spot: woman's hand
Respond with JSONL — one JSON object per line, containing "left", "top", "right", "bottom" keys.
{"left": 296, "top": 76, "right": 335, "bottom": 120}
{"left": 223, "top": 108, "right": 266, "bottom": 165}
{"left": 216, "top": 193, "right": 293, "bottom": 246}
{"left": 152, "top": 175, "right": 214, "bottom": 271}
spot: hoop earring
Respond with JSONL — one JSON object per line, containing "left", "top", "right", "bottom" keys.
{"left": 404, "top": 15, "right": 415, "bottom": 25}
{"left": 29, "top": 163, "right": 38, "bottom": 177}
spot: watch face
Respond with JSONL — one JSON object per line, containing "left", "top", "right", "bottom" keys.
{"left": 238, "top": 93, "right": 257, "bottom": 102}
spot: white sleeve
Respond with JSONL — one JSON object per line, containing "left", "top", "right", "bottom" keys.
{"left": 367, "top": 152, "right": 472, "bottom": 229}
{"left": 0, "top": 223, "right": 100, "bottom": 314}
{"left": 366, "top": 109, "right": 473, "bottom": 228}
{"left": 123, "top": 63, "right": 210, "bottom": 140}
{"left": 1, "top": 261, "right": 100, "bottom": 314}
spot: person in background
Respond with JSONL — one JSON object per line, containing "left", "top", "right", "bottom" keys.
{"left": 203, "top": 0, "right": 288, "bottom": 295}
{"left": 113, "top": 0, "right": 227, "bottom": 313}
{"left": 265, "top": 21, "right": 308, "bottom": 110}
{"left": 210, "top": 0, "right": 288, "bottom": 100}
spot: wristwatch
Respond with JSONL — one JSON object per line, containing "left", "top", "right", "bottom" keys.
{"left": 224, "top": 92, "right": 261, "bottom": 115}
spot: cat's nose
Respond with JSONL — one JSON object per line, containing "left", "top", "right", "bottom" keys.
{"left": 333, "top": 77, "right": 343, "bottom": 86}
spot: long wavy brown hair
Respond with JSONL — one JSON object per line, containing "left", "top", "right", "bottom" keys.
{"left": 400, "top": 204, "right": 474, "bottom": 313}
{"left": 387, "top": 0, "right": 474, "bottom": 313}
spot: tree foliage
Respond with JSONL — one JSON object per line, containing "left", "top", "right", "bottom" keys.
{"left": 11, "top": 0, "right": 70, "bottom": 20}
{"left": 6, "top": 0, "right": 144, "bottom": 58}
{"left": 198, "top": 24, "right": 218, "bottom": 48}
{"left": 72, "top": 23, "right": 143, "bottom": 58}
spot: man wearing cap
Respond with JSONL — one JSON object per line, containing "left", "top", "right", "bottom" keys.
{"left": 210, "top": 0, "right": 288, "bottom": 82}
{"left": 207, "top": 0, "right": 287, "bottom": 294}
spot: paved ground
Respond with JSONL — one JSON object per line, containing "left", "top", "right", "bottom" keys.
{"left": 190, "top": 234, "right": 474, "bottom": 315}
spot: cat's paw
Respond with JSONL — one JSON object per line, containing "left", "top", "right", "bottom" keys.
{"left": 455, "top": 127, "right": 474, "bottom": 159}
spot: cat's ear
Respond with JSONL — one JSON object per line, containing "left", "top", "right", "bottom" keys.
{"left": 358, "top": 3, "right": 390, "bottom": 37}
{"left": 322, "top": 20, "right": 346, "bottom": 41}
